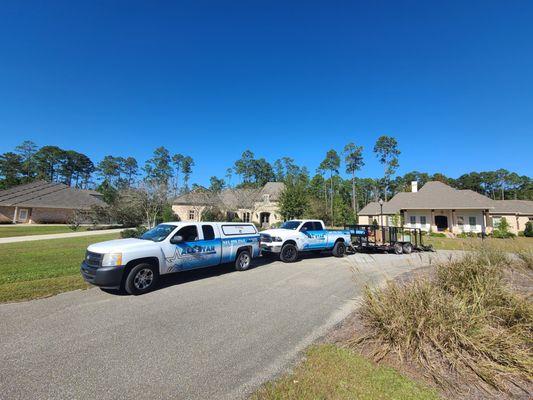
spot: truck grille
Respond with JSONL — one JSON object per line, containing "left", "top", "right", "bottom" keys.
{"left": 86, "top": 251, "right": 103, "bottom": 267}
{"left": 260, "top": 234, "right": 272, "bottom": 243}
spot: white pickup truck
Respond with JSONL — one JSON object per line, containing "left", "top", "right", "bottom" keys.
{"left": 81, "top": 222, "right": 260, "bottom": 295}
{"left": 260, "top": 219, "right": 351, "bottom": 262}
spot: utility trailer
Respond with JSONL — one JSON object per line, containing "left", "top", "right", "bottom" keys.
{"left": 344, "top": 224, "right": 434, "bottom": 254}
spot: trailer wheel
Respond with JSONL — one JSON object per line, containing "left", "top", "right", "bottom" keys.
{"left": 235, "top": 249, "right": 252, "bottom": 271}
{"left": 125, "top": 263, "right": 158, "bottom": 295}
{"left": 402, "top": 243, "right": 413, "bottom": 254}
{"left": 332, "top": 241, "right": 346, "bottom": 257}
{"left": 280, "top": 243, "right": 298, "bottom": 263}
{"left": 393, "top": 242, "right": 403, "bottom": 255}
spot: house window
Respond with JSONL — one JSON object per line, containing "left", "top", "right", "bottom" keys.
{"left": 420, "top": 216, "right": 426, "bottom": 225}
{"left": 493, "top": 217, "right": 501, "bottom": 228}
{"left": 469, "top": 216, "right": 477, "bottom": 227}
{"left": 188, "top": 210, "right": 195, "bottom": 220}
{"left": 17, "top": 208, "right": 29, "bottom": 222}
{"left": 457, "top": 216, "right": 464, "bottom": 225}
{"left": 242, "top": 212, "right": 251, "bottom": 223}
{"left": 262, "top": 194, "right": 270, "bottom": 203}
{"left": 409, "top": 216, "right": 416, "bottom": 225}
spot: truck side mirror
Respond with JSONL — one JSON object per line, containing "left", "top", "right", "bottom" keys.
{"left": 170, "top": 235, "right": 184, "bottom": 244}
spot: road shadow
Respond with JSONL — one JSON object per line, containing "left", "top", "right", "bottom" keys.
{"left": 101, "top": 251, "right": 336, "bottom": 296}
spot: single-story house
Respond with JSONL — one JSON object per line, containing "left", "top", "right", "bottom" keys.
{"left": 0, "top": 180, "right": 106, "bottom": 224}
{"left": 172, "top": 182, "right": 285, "bottom": 227}
{"left": 358, "top": 181, "right": 533, "bottom": 234}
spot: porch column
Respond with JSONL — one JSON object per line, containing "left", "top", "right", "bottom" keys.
{"left": 13, "top": 206, "right": 18, "bottom": 224}
{"left": 451, "top": 210, "right": 456, "bottom": 234}
{"left": 430, "top": 209, "right": 435, "bottom": 232}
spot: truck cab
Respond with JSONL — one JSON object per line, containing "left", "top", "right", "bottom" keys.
{"left": 260, "top": 219, "right": 351, "bottom": 262}
{"left": 81, "top": 222, "right": 260, "bottom": 295}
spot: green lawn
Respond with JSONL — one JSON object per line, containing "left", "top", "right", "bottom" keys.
{"left": 425, "top": 235, "right": 533, "bottom": 251}
{"left": 0, "top": 233, "right": 120, "bottom": 302}
{"left": 252, "top": 344, "right": 439, "bottom": 400}
{"left": 0, "top": 225, "right": 89, "bottom": 238}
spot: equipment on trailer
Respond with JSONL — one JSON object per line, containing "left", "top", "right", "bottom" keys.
{"left": 344, "top": 224, "right": 434, "bottom": 254}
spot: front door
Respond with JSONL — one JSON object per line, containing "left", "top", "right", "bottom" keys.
{"left": 260, "top": 212, "right": 270, "bottom": 228}
{"left": 435, "top": 215, "right": 448, "bottom": 231}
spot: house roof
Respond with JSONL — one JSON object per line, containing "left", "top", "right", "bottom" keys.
{"left": 359, "top": 181, "right": 495, "bottom": 215}
{"left": 491, "top": 200, "right": 533, "bottom": 215}
{"left": 173, "top": 182, "right": 285, "bottom": 209}
{"left": 0, "top": 180, "right": 106, "bottom": 210}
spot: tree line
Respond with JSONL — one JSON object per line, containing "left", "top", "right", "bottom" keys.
{"left": 1, "top": 139, "right": 531, "bottom": 227}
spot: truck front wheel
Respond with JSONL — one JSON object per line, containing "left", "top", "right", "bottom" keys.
{"left": 125, "top": 263, "right": 159, "bottom": 295}
{"left": 332, "top": 241, "right": 346, "bottom": 257}
{"left": 235, "top": 250, "right": 252, "bottom": 271}
{"left": 280, "top": 243, "right": 298, "bottom": 263}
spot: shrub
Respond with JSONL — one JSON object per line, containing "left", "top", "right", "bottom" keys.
{"left": 429, "top": 232, "right": 446, "bottom": 237}
{"left": 120, "top": 226, "right": 147, "bottom": 238}
{"left": 524, "top": 221, "right": 533, "bottom": 237}
{"left": 492, "top": 217, "right": 515, "bottom": 238}
{"left": 355, "top": 247, "right": 532, "bottom": 392}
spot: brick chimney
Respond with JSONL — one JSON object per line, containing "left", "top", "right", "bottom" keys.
{"left": 411, "top": 181, "right": 418, "bottom": 193}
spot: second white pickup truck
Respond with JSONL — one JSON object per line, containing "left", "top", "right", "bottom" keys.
{"left": 260, "top": 219, "right": 351, "bottom": 262}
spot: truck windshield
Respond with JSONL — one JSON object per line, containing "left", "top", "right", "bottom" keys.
{"left": 280, "top": 221, "right": 301, "bottom": 230}
{"left": 140, "top": 224, "right": 176, "bottom": 242}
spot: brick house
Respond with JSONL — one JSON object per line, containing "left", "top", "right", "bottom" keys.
{"left": 0, "top": 180, "right": 106, "bottom": 224}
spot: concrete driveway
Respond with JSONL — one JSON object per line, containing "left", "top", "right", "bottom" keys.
{"left": 0, "top": 252, "right": 448, "bottom": 400}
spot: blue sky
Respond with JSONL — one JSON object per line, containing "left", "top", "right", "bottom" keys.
{"left": 1, "top": 0, "right": 532, "bottom": 184}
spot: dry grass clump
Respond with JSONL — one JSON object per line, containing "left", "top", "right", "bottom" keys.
{"left": 354, "top": 246, "right": 533, "bottom": 394}
{"left": 515, "top": 249, "right": 533, "bottom": 271}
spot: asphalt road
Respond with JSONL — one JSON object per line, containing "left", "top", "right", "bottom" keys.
{"left": 0, "top": 253, "right": 425, "bottom": 400}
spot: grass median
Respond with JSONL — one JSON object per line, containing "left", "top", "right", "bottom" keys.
{"left": 0, "top": 225, "right": 89, "bottom": 238}
{"left": 425, "top": 235, "right": 533, "bottom": 251}
{"left": 0, "top": 233, "right": 120, "bottom": 303}
{"left": 252, "top": 344, "right": 439, "bottom": 400}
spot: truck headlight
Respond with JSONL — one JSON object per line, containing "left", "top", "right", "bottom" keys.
{"left": 102, "top": 253, "right": 123, "bottom": 267}
{"left": 272, "top": 237, "right": 283, "bottom": 242}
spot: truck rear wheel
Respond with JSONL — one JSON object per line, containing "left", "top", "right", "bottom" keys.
{"left": 125, "top": 263, "right": 158, "bottom": 295}
{"left": 332, "top": 241, "right": 346, "bottom": 257}
{"left": 235, "top": 250, "right": 252, "bottom": 271}
{"left": 402, "top": 243, "right": 413, "bottom": 254}
{"left": 280, "top": 243, "right": 298, "bottom": 263}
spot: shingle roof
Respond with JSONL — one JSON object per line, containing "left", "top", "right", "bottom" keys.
{"left": 0, "top": 181, "right": 106, "bottom": 210}
{"left": 491, "top": 200, "right": 533, "bottom": 215}
{"left": 173, "top": 182, "right": 285, "bottom": 208}
{"left": 359, "top": 181, "right": 495, "bottom": 215}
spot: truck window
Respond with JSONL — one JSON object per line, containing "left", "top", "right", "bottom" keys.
{"left": 300, "top": 222, "right": 314, "bottom": 232}
{"left": 221, "top": 225, "right": 257, "bottom": 235}
{"left": 312, "top": 221, "right": 324, "bottom": 231}
{"left": 202, "top": 225, "right": 215, "bottom": 240}
{"left": 175, "top": 225, "right": 199, "bottom": 242}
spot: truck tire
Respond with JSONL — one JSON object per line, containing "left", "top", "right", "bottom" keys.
{"left": 332, "top": 241, "right": 346, "bottom": 257}
{"left": 235, "top": 249, "right": 252, "bottom": 271}
{"left": 280, "top": 243, "right": 298, "bottom": 263}
{"left": 393, "top": 242, "right": 403, "bottom": 255}
{"left": 402, "top": 243, "right": 413, "bottom": 254}
{"left": 125, "top": 263, "right": 158, "bottom": 295}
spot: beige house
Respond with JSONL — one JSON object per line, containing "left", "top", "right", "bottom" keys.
{"left": 491, "top": 200, "right": 533, "bottom": 234}
{"left": 172, "top": 182, "right": 285, "bottom": 228}
{"left": 0, "top": 180, "right": 105, "bottom": 224}
{"left": 358, "top": 181, "right": 533, "bottom": 235}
